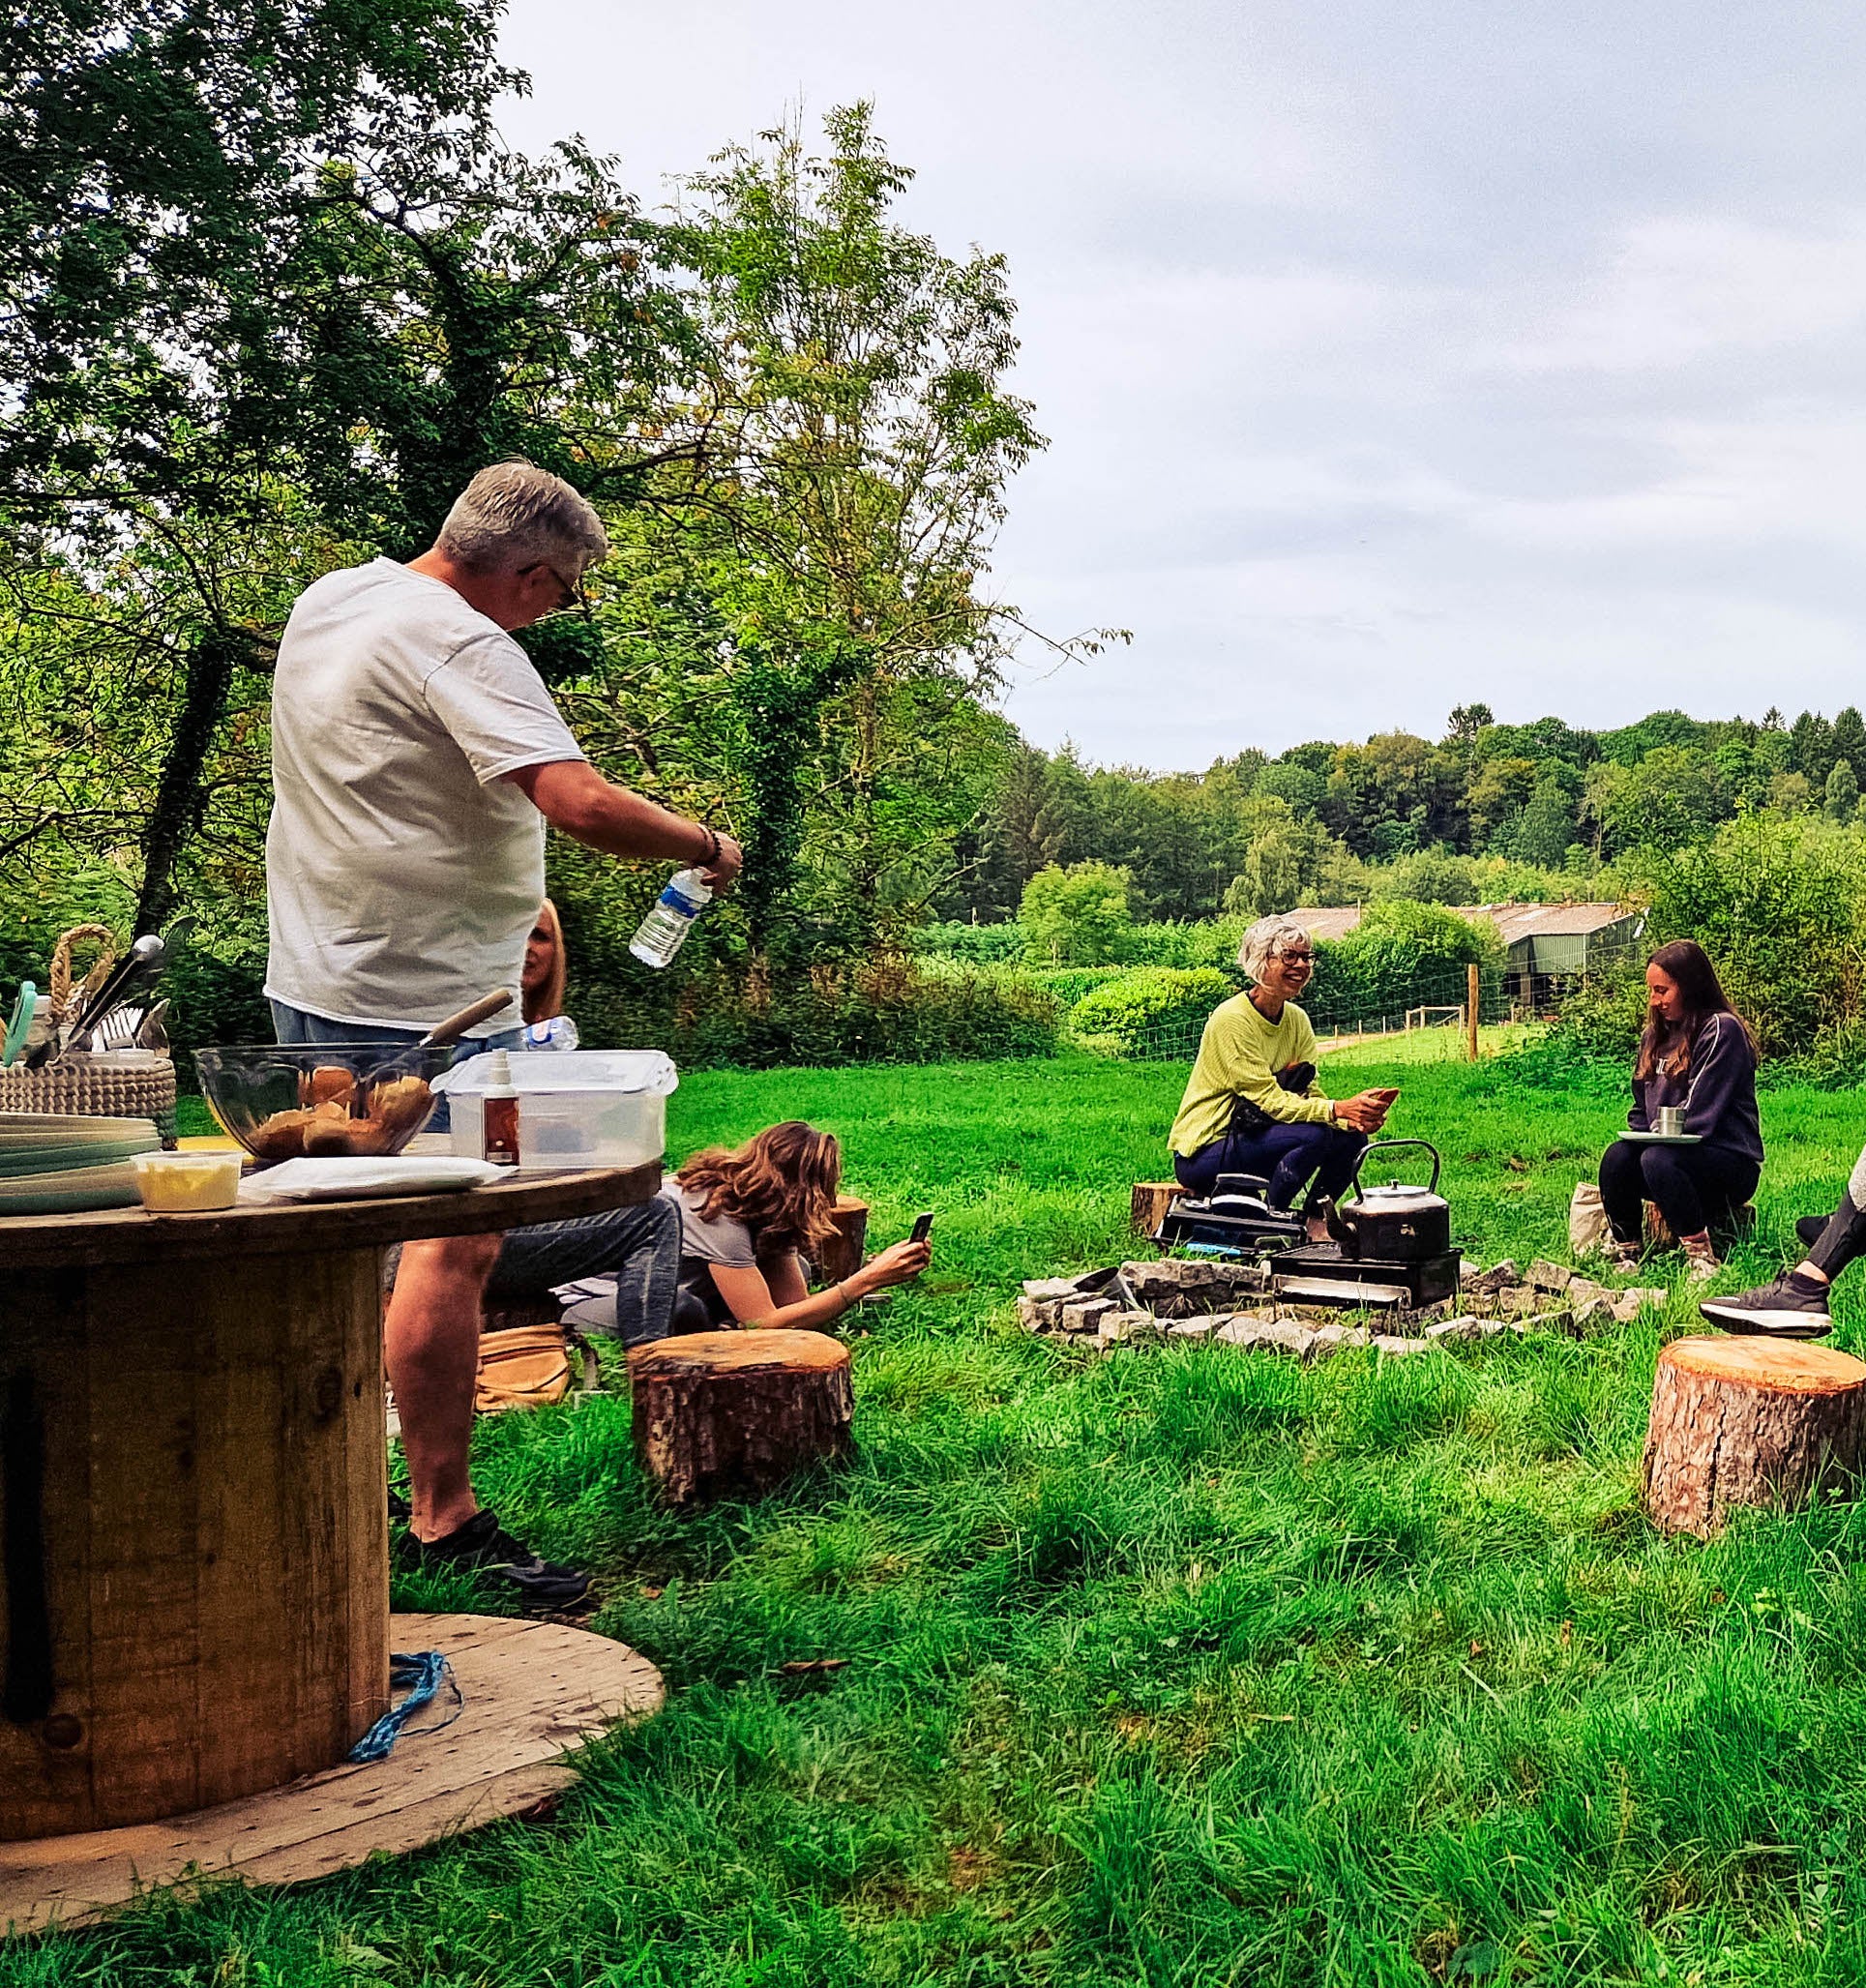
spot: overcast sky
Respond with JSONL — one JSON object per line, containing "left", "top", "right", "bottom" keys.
{"left": 496, "top": 1, "right": 1866, "bottom": 771}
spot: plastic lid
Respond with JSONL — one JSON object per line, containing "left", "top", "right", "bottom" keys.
{"left": 670, "top": 868, "right": 714, "bottom": 905}
{"left": 434, "top": 1049, "right": 679, "bottom": 1097}
{"left": 482, "top": 1048, "right": 514, "bottom": 1092}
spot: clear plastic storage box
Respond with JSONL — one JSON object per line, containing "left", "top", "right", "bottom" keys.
{"left": 433, "top": 1050, "right": 677, "bottom": 1171}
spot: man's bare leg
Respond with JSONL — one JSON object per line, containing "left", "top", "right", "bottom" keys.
{"left": 386, "top": 1231, "right": 501, "bottom": 1542}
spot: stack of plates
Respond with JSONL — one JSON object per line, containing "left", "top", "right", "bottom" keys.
{"left": 0, "top": 1113, "right": 163, "bottom": 1214}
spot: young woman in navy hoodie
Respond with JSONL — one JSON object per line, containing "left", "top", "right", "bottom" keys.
{"left": 1596, "top": 939, "right": 1762, "bottom": 1282}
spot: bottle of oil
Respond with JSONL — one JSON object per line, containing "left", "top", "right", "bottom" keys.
{"left": 628, "top": 868, "right": 713, "bottom": 968}
{"left": 480, "top": 1048, "right": 520, "bottom": 1168}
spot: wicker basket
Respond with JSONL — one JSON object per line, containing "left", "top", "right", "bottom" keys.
{"left": 0, "top": 1053, "right": 178, "bottom": 1145}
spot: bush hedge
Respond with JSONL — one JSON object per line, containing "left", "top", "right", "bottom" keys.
{"left": 1067, "top": 966, "right": 1234, "bottom": 1061}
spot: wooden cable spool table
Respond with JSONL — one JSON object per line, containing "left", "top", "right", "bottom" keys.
{"left": 0, "top": 1165, "right": 665, "bottom": 1926}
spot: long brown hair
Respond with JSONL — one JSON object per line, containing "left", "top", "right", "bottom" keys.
{"left": 1634, "top": 938, "right": 1753, "bottom": 1080}
{"left": 522, "top": 898, "right": 567, "bottom": 1024}
{"left": 676, "top": 1121, "right": 843, "bottom": 1255}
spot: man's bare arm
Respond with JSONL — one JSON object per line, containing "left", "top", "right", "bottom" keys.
{"left": 505, "top": 759, "right": 742, "bottom": 888}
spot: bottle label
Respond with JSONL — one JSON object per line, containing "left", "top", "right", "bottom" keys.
{"left": 658, "top": 884, "right": 703, "bottom": 917}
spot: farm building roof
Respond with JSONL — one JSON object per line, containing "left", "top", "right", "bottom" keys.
{"left": 1290, "top": 902, "right": 1640, "bottom": 943}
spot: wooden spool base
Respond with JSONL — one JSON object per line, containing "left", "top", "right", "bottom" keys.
{"left": 0, "top": 1613, "right": 664, "bottom": 1937}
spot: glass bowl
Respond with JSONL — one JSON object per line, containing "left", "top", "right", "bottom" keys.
{"left": 193, "top": 1044, "right": 458, "bottom": 1163}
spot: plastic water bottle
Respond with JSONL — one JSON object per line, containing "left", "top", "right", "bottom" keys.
{"left": 629, "top": 868, "right": 712, "bottom": 968}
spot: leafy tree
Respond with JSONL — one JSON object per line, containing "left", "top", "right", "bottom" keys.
{"left": 1826, "top": 758, "right": 1860, "bottom": 823}
{"left": 1019, "top": 861, "right": 1136, "bottom": 965}
{"left": 1511, "top": 776, "right": 1580, "bottom": 868}
{"left": 1466, "top": 755, "right": 1538, "bottom": 850}
{"left": 1221, "top": 796, "right": 1338, "bottom": 917}
{"left": 1255, "top": 759, "right": 1325, "bottom": 816}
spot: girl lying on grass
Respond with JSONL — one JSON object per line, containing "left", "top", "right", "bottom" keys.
{"left": 559, "top": 1121, "right": 930, "bottom": 1336}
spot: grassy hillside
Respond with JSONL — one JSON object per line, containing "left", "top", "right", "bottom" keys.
{"left": 30, "top": 1050, "right": 1866, "bottom": 1986}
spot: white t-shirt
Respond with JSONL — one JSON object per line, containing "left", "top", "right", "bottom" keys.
{"left": 264, "top": 558, "right": 584, "bottom": 1032}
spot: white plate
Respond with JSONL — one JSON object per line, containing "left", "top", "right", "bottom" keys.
{"left": 238, "top": 1156, "right": 505, "bottom": 1203}
{"left": 1622, "top": 1130, "right": 1703, "bottom": 1145}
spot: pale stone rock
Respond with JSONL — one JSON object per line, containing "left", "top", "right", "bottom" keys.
{"left": 1425, "top": 1317, "right": 1506, "bottom": 1343}
{"left": 1474, "top": 1261, "right": 1520, "bottom": 1292}
{"left": 1371, "top": 1334, "right": 1434, "bottom": 1357}
{"left": 1060, "top": 1296, "right": 1118, "bottom": 1334}
{"left": 1308, "top": 1322, "right": 1371, "bottom": 1359}
{"left": 1167, "top": 1318, "right": 1217, "bottom": 1341}
{"left": 1526, "top": 1259, "right": 1573, "bottom": 1293}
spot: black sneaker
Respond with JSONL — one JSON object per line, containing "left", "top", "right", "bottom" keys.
{"left": 396, "top": 1507, "right": 590, "bottom": 1612}
{"left": 1700, "top": 1273, "right": 1833, "bottom": 1339}
{"left": 388, "top": 1488, "right": 411, "bottom": 1522}
{"left": 1796, "top": 1215, "right": 1830, "bottom": 1251}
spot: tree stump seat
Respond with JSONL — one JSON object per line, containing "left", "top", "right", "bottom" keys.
{"left": 1131, "top": 1181, "right": 1185, "bottom": 1235}
{"left": 1643, "top": 1334, "right": 1866, "bottom": 1537}
{"left": 815, "top": 1197, "right": 870, "bottom": 1286}
{"left": 627, "top": 1330, "right": 853, "bottom": 1505}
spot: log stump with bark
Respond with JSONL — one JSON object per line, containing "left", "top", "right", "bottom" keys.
{"left": 1130, "top": 1181, "right": 1185, "bottom": 1236}
{"left": 628, "top": 1330, "right": 854, "bottom": 1505}
{"left": 1643, "top": 1334, "right": 1866, "bottom": 1538}
{"left": 815, "top": 1197, "right": 870, "bottom": 1286}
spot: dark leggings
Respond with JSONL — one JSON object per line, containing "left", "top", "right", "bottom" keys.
{"left": 1599, "top": 1139, "right": 1760, "bottom": 1244}
{"left": 1175, "top": 1117, "right": 1369, "bottom": 1213}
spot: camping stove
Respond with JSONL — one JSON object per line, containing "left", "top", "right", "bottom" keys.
{"left": 1265, "top": 1241, "right": 1461, "bottom": 1311}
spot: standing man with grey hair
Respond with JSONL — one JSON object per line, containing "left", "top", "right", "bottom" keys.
{"left": 265, "top": 461, "right": 742, "bottom": 1610}
{"left": 1167, "top": 913, "right": 1394, "bottom": 1237}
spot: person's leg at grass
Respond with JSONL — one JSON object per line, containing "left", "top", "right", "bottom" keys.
{"left": 1703, "top": 1142, "right": 1866, "bottom": 1338}
{"left": 1636, "top": 1143, "right": 1719, "bottom": 1281}
{"left": 1176, "top": 1120, "right": 1366, "bottom": 1241}
{"left": 1596, "top": 1140, "right": 1646, "bottom": 1267}
{"left": 488, "top": 1195, "right": 681, "bottom": 1347}
{"left": 272, "top": 1001, "right": 586, "bottom": 1607}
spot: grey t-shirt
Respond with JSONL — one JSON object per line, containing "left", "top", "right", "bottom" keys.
{"left": 658, "top": 1178, "right": 758, "bottom": 1268}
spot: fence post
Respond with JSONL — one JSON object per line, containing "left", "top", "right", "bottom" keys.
{"left": 1466, "top": 964, "right": 1480, "bottom": 1061}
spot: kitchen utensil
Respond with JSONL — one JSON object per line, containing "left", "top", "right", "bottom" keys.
{"left": 64, "top": 935, "right": 164, "bottom": 1054}
{"left": 1326, "top": 1139, "right": 1452, "bottom": 1263}
{"left": 193, "top": 1043, "right": 459, "bottom": 1163}
{"left": 136, "top": 998, "right": 171, "bottom": 1052}
{"left": 1655, "top": 1107, "right": 1686, "bottom": 1137}
{"left": 435, "top": 1049, "right": 678, "bottom": 1172}
{"left": 421, "top": 989, "right": 515, "bottom": 1048}
{"left": 3, "top": 981, "right": 33, "bottom": 1067}
{"left": 93, "top": 1005, "right": 145, "bottom": 1050}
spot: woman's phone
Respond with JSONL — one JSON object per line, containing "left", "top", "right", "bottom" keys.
{"left": 909, "top": 1211, "right": 934, "bottom": 1244}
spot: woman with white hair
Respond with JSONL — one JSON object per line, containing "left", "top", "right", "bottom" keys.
{"left": 1167, "top": 914, "right": 1395, "bottom": 1239}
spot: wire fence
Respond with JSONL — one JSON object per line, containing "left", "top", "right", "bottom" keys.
{"left": 1063, "top": 943, "right": 1644, "bottom": 1065}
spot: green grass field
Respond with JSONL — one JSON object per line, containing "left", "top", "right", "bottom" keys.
{"left": 21, "top": 1049, "right": 1866, "bottom": 1986}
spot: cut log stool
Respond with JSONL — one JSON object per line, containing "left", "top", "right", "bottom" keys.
{"left": 1643, "top": 1335, "right": 1866, "bottom": 1537}
{"left": 628, "top": 1330, "right": 854, "bottom": 1505}
{"left": 815, "top": 1197, "right": 870, "bottom": 1286}
{"left": 1131, "top": 1181, "right": 1185, "bottom": 1236}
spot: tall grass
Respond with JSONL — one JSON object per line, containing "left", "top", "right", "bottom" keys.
{"left": 27, "top": 1050, "right": 1866, "bottom": 1985}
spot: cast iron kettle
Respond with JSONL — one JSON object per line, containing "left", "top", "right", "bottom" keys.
{"left": 1325, "top": 1139, "right": 1450, "bottom": 1262}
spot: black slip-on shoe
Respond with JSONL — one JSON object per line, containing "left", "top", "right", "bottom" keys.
{"left": 1796, "top": 1215, "right": 1830, "bottom": 1250}
{"left": 1700, "top": 1274, "right": 1833, "bottom": 1340}
{"left": 388, "top": 1488, "right": 411, "bottom": 1522}
{"left": 396, "top": 1507, "right": 590, "bottom": 1612}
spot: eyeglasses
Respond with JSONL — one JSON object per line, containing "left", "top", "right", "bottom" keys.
{"left": 1278, "top": 950, "right": 1315, "bottom": 966}
{"left": 529, "top": 560, "right": 591, "bottom": 622}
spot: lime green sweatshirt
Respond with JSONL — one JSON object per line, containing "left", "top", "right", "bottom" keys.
{"left": 1168, "top": 994, "right": 1333, "bottom": 1158}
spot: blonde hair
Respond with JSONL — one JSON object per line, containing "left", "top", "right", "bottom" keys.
{"left": 1237, "top": 914, "right": 1314, "bottom": 983}
{"left": 436, "top": 461, "right": 608, "bottom": 578}
{"left": 676, "top": 1121, "right": 843, "bottom": 1256}
{"left": 522, "top": 899, "right": 568, "bottom": 1024}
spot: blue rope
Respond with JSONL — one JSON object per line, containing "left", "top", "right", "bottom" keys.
{"left": 347, "top": 1650, "right": 463, "bottom": 1764}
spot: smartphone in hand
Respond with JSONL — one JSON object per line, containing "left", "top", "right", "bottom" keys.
{"left": 909, "top": 1211, "right": 934, "bottom": 1244}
